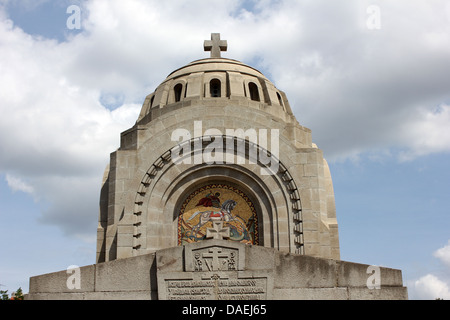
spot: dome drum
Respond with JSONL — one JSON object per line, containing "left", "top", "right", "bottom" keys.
{"left": 137, "top": 58, "right": 293, "bottom": 124}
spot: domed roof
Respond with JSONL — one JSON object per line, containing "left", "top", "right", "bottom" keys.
{"left": 164, "top": 57, "right": 269, "bottom": 83}
{"left": 136, "top": 34, "right": 292, "bottom": 124}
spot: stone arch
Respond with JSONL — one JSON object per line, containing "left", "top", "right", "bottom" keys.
{"left": 204, "top": 73, "right": 227, "bottom": 98}
{"left": 168, "top": 79, "right": 187, "bottom": 104}
{"left": 138, "top": 93, "right": 155, "bottom": 121}
{"left": 209, "top": 78, "right": 222, "bottom": 97}
{"left": 248, "top": 82, "right": 260, "bottom": 101}
{"left": 174, "top": 83, "right": 183, "bottom": 102}
{"left": 129, "top": 135, "right": 304, "bottom": 256}
{"left": 276, "top": 92, "right": 284, "bottom": 108}
{"left": 170, "top": 167, "right": 269, "bottom": 247}
{"left": 243, "top": 78, "right": 263, "bottom": 103}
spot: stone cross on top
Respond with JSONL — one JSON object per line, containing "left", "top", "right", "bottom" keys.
{"left": 204, "top": 33, "right": 227, "bottom": 58}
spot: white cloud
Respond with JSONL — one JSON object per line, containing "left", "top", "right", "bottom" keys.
{"left": 434, "top": 240, "right": 450, "bottom": 268}
{"left": 409, "top": 241, "right": 450, "bottom": 299}
{"left": 0, "top": 4, "right": 140, "bottom": 238}
{"left": 411, "top": 274, "right": 450, "bottom": 300}
{"left": 256, "top": 0, "right": 450, "bottom": 162}
{"left": 5, "top": 174, "right": 34, "bottom": 195}
{"left": 1, "top": 0, "right": 450, "bottom": 239}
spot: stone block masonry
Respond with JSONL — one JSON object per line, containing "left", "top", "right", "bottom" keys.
{"left": 27, "top": 240, "right": 407, "bottom": 300}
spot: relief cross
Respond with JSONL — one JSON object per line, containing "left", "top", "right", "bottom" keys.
{"left": 202, "top": 248, "right": 230, "bottom": 271}
{"left": 206, "top": 221, "right": 230, "bottom": 240}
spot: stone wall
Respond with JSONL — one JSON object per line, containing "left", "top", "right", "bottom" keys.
{"left": 28, "top": 241, "right": 407, "bottom": 300}
{"left": 97, "top": 100, "right": 341, "bottom": 262}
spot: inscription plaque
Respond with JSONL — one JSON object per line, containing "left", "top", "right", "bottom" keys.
{"left": 156, "top": 240, "right": 273, "bottom": 300}
{"left": 164, "top": 273, "right": 268, "bottom": 300}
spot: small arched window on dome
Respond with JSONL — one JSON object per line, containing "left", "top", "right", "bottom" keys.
{"left": 150, "top": 95, "right": 155, "bottom": 108}
{"left": 174, "top": 83, "right": 183, "bottom": 102}
{"left": 210, "top": 79, "right": 221, "bottom": 97}
{"left": 276, "top": 92, "right": 284, "bottom": 107}
{"left": 249, "top": 82, "right": 260, "bottom": 102}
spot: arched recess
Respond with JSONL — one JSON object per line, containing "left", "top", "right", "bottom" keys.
{"left": 204, "top": 73, "right": 227, "bottom": 98}
{"left": 167, "top": 79, "right": 187, "bottom": 104}
{"left": 243, "top": 78, "right": 264, "bottom": 103}
{"left": 209, "top": 79, "right": 222, "bottom": 97}
{"left": 174, "top": 83, "right": 183, "bottom": 102}
{"left": 170, "top": 167, "right": 268, "bottom": 246}
{"left": 127, "top": 135, "right": 304, "bottom": 256}
{"left": 248, "top": 82, "right": 260, "bottom": 101}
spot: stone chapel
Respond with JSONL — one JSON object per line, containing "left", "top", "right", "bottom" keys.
{"left": 96, "top": 33, "right": 339, "bottom": 263}
{"left": 27, "top": 34, "right": 407, "bottom": 300}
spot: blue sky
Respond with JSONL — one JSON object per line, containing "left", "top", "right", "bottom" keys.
{"left": 5, "top": 0, "right": 74, "bottom": 40}
{"left": 0, "top": 0, "right": 449, "bottom": 299}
